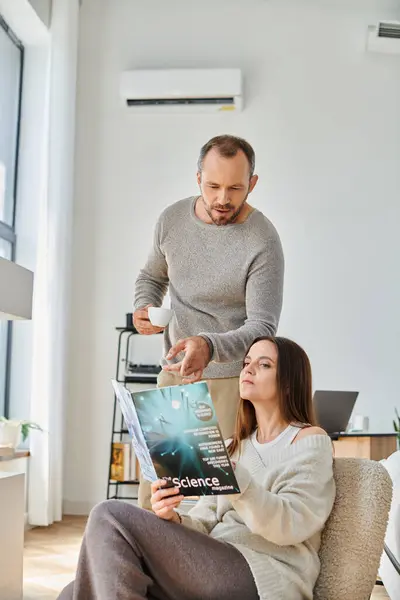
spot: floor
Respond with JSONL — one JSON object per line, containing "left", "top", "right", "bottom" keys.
{"left": 23, "top": 515, "right": 390, "bottom": 599}
{"left": 23, "top": 516, "right": 86, "bottom": 599}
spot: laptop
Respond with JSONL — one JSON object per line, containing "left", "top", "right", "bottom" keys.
{"left": 313, "top": 390, "right": 359, "bottom": 437}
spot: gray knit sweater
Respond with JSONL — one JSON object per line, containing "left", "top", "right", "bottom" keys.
{"left": 181, "top": 435, "right": 335, "bottom": 600}
{"left": 134, "top": 197, "right": 284, "bottom": 379}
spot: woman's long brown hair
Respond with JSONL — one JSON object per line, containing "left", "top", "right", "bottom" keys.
{"left": 228, "top": 336, "right": 317, "bottom": 457}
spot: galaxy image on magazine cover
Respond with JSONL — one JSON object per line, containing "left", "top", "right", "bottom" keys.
{"left": 132, "top": 382, "right": 240, "bottom": 496}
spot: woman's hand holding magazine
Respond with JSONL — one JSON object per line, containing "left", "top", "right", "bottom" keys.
{"left": 151, "top": 480, "right": 184, "bottom": 523}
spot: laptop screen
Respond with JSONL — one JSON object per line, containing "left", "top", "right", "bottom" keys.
{"left": 313, "top": 390, "right": 359, "bottom": 435}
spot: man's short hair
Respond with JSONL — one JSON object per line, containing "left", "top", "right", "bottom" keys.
{"left": 197, "top": 135, "right": 256, "bottom": 177}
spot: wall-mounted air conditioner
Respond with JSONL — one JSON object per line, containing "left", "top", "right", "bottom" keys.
{"left": 119, "top": 68, "right": 243, "bottom": 113}
{"left": 367, "top": 21, "right": 400, "bottom": 54}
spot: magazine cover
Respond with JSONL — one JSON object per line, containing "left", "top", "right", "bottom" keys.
{"left": 112, "top": 380, "right": 240, "bottom": 496}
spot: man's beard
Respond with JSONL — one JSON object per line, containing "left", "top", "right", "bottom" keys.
{"left": 202, "top": 194, "right": 248, "bottom": 226}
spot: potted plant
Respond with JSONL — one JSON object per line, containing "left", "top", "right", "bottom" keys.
{"left": 0, "top": 417, "right": 42, "bottom": 449}
{"left": 393, "top": 408, "right": 400, "bottom": 449}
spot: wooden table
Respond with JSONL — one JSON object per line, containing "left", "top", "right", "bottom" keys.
{"left": 331, "top": 433, "right": 397, "bottom": 461}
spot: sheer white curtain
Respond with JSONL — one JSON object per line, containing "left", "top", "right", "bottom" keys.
{"left": 28, "top": 0, "right": 79, "bottom": 526}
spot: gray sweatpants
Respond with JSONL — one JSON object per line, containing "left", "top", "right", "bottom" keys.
{"left": 58, "top": 500, "right": 259, "bottom": 600}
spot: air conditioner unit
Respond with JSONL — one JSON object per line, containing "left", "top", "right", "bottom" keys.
{"left": 367, "top": 21, "right": 400, "bottom": 54}
{"left": 119, "top": 68, "right": 243, "bottom": 113}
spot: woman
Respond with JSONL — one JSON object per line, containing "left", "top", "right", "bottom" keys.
{"left": 59, "top": 336, "right": 335, "bottom": 600}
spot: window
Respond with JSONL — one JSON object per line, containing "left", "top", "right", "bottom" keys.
{"left": 0, "top": 16, "right": 23, "bottom": 416}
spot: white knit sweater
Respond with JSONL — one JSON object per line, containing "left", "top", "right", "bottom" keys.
{"left": 180, "top": 435, "right": 335, "bottom": 600}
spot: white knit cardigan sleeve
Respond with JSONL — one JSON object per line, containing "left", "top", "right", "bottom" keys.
{"left": 180, "top": 495, "right": 218, "bottom": 534}
{"left": 230, "top": 436, "right": 335, "bottom": 546}
{"left": 180, "top": 435, "right": 335, "bottom": 547}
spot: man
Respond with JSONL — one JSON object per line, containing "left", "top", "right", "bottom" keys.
{"left": 134, "top": 134, "right": 284, "bottom": 508}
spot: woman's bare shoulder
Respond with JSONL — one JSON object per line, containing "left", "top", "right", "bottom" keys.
{"left": 294, "top": 426, "right": 328, "bottom": 442}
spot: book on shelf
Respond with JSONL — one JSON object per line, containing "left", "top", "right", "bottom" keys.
{"left": 110, "top": 442, "right": 139, "bottom": 482}
{"left": 110, "top": 442, "right": 130, "bottom": 481}
{"left": 111, "top": 379, "right": 240, "bottom": 497}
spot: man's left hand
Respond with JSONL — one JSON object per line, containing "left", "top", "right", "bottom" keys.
{"left": 163, "top": 336, "right": 211, "bottom": 383}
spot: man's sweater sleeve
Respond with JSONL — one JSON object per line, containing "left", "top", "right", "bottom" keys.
{"left": 199, "top": 227, "right": 284, "bottom": 363}
{"left": 134, "top": 217, "right": 169, "bottom": 310}
{"left": 230, "top": 443, "right": 335, "bottom": 546}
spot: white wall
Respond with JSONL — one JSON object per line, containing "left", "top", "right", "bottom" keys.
{"left": 0, "top": 0, "right": 50, "bottom": 43}
{"left": 65, "top": 0, "right": 400, "bottom": 512}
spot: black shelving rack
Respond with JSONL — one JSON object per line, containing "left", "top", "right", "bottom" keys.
{"left": 107, "top": 326, "right": 160, "bottom": 500}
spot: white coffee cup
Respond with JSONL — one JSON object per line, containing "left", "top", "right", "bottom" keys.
{"left": 148, "top": 307, "right": 174, "bottom": 327}
{"left": 349, "top": 415, "right": 369, "bottom": 433}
